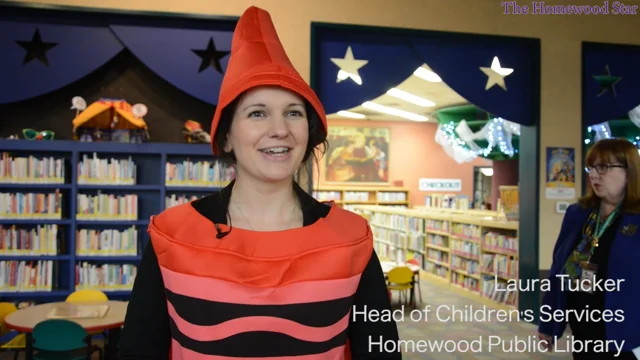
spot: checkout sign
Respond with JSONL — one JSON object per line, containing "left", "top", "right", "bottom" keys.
{"left": 418, "top": 178, "right": 462, "bottom": 192}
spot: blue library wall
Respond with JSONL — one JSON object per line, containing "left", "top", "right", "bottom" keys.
{"left": 0, "top": 2, "right": 239, "bottom": 304}
{"left": 0, "top": 139, "right": 220, "bottom": 303}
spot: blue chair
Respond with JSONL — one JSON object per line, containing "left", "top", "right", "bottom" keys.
{"left": 32, "top": 319, "right": 103, "bottom": 360}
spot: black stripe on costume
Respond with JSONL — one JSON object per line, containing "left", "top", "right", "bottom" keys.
{"left": 169, "top": 318, "right": 348, "bottom": 357}
{"left": 166, "top": 289, "right": 354, "bottom": 327}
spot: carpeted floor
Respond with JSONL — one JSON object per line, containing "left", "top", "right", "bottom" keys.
{"left": 395, "top": 279, "right": 574, "bottom": 359}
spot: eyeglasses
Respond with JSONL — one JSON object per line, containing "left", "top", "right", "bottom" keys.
{"left": 585, "top": 164, "right": 626, "bottom": 175}
{"left": 23, "top": 129, "right": 54, "bottom": 141}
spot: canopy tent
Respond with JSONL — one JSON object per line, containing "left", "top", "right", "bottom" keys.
{"left": 71, "top": 99, "right": 147, "bottom": 133}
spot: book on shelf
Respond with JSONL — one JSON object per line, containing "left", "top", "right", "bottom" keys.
{"left": 75, "top": 262, "right": 137, "bottom": 291}
{"left": 0, "top": 140, "right": 236, "bottom": 300}
{"left": 377, "top": 191, "right": 407, "bottom": 202}
{"left": 424, "top": 261, "right": 448, "bottom": 279}
{"left": 313, "top": 188, "right": 409, "bottom": 206}
{"left": 76, "top": 227, "right": 138, "bottom": 256}
{"left": 481, "top": 274, "right": 517, "bottom": 305}
{"left": 0, "top": 153, "right": 66, "bottom": 184}
{"left": 425, "top": 219, "right": 449, "bottom": 233}
{"left": 452, "top": 272, "right": 480, "bottom": 292}
{"left": 352, "top": 205, "right": 519, "bottom": 308}
{"left": 76, "top": 193, "right": 138, "bottom": 220}
{"left": 312, "top": 191, "right": 341, "bottom": 201}
{"left": 77, "top": 153, "right": 136, "bottom": 185}
{"left": 0, "top": 191, "right": 63, "bottom": 219}
{"left": 483, "top": 254, "right": 518, "bottom": 279}
{"left": 451, "top": 223, "right": 482, "bottom": 240}
{"left": 165, "top": 159, "right": 234, "bottom": 187}
{"left": 450, "top": 238, "right": 480, "bottom": 259}
{"left": 165, "top": 194, "right": 203, "bottom": 208}
{"left": 406, "top": 232, "right": 425, "bottom": 253}
{"left": 0, "top": 260, "right": 58, "bottom": 292}
{"left": 344, "top": 191, "right": 370, "bottom": 202}
{"left": 483, "top": 232, "right": 518, "bottom": 254}
{"left": 0, "top": 224, "right": 64, "bottom": 255}
{"left": 426, "top": 248, "right": 448, "bottom": 265}
{"left": 451, "top": 255, "right": 479, "bottom": 275}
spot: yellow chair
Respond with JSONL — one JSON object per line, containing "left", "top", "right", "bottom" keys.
{"left": 66, "top": 289, "right": 108, "bottom": 337}
{"left": 0, "top": 302, "right": 26, "bottom": 359}
{"left": 386, "top": 266, "right": 415, "bottom": 307}
{"left": 65, "top": 289, "right": 108, "bottom": 303}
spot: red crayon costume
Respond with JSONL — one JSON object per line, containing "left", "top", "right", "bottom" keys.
{"left": 118, "top": 6, "right": 400, "bottom": 360}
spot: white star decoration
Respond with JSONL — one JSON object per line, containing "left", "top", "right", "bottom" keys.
{"left": 480, "top": 56, "right": 514, "bottom": 91}
{"left": 330, "top": 46, "right": 368, "bottom": 85}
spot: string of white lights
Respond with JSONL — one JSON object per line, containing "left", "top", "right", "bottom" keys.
{"left": 435, "top": 117, "right": 520, "bottom": 163}
{"left": 584, "top": 122, "right": 612, "bottom": 145}
{"left": 583, "top": 105, "right": 640, "bottom": 153}
{"left": 435, "top": 122, "right": 478, "bottom": 164}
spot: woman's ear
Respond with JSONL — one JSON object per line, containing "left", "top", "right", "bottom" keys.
{"left": 223, "top": 136, "right": 232, "bottom": 153}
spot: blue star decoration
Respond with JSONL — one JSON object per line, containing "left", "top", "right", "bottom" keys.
{"left": 15, "top": 28, "right": 58, "bottom": 66}
{"left": 592, "top": 65, "right": 622, "bottom": 97}
{"left": 191, "top": 37, "right": 229, "bottom": 74}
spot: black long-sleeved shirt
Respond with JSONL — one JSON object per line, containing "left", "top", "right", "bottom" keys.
{"left": 118, "top": 182, "right": 402, "bottom": 359}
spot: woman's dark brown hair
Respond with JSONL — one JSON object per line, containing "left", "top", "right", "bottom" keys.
{"left": 578, "top": 137, "right": 640, "bottom": 213}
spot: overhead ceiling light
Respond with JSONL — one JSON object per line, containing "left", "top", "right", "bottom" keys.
{"left": 480, "top": 168, "right": 494, "bottom": 177}
{"left": 362, "top": 101, "right": 428, "bottom": 121}
{"left": 414, "top": 67, "right": 442, "bottom": 82}
{"left": 387, "top": 88, "right": 435, "bottom": 107}
{"left": 337, "top": 110, "right": 366, "bottom": 119}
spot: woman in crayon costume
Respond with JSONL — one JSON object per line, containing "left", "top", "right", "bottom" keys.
{"left": 118, "top": 6, "right": 401, "bottom": 360}
{"left": 538, "top": 138, "right": 640, "bottom": 359}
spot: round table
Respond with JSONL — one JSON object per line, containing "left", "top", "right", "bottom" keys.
{"left": 5, "top": 300, "right": 127, "bottom": 333}
{"left": 5, "top": 300, "right": 128, "bottom": 360}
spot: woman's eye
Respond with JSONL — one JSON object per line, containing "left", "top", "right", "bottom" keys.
{"left": 287, "top": 110, "right": 304, "bottom": 117}
{"left": 248, "top": 111, "right": 265, "bottom": 118}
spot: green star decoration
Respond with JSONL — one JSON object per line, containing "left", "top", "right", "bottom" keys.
{"left": 592, "top": 65, "right": 622, "bottom": 97}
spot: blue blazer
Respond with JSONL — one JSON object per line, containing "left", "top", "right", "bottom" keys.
{"left": 538, "top": 203, "right": 640, "bottom": 351}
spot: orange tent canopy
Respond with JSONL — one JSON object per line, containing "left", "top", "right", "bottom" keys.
{"left": 72, "top": 99, "right": 147, "bottom": 131}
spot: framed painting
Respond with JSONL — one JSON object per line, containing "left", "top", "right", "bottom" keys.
{"left": 324, "top": 126, "right": 390, "bottom": 184}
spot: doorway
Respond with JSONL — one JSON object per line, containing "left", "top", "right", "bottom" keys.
{"left": 473, "top": 166, "right": 493, "bottom": 210}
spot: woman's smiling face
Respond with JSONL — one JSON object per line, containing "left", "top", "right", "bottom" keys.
{"left": 224, "top": 86, "right": 310, "bottom": 183}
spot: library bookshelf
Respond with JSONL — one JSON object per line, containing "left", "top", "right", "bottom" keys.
{"left": 0, "top": 139, "right": 231, "bottom": 303}
{"left": 348, "top": 205, "right": 519, "bottom": 310}
{"left": 312, "top": 186, "right": 410, "bottom": 207}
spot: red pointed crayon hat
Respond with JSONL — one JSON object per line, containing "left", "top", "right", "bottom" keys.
{"left": 210, "top": 6, "right": 327, "bottom": 155}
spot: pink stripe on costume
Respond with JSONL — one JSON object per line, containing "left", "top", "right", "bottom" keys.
{"left": 167, "top": 302, "right": 349, "bottom": 342}
{"left": 171, "top": 340, "right": 345, "bottom": 360}
{"left": 160, "top": 265, "right": 360, "bottom": 304}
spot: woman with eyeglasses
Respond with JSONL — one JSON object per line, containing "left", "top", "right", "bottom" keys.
{"left": 537, "top": 138, "right": 640, "bottom": 359}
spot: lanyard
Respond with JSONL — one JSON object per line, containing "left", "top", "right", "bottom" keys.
{"left": 589, "top": 204, "right": 620, "bottom": 258}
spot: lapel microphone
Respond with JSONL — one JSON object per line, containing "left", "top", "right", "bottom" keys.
{"left": 215, "top": 223, "right": 231, "bottom": 239}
